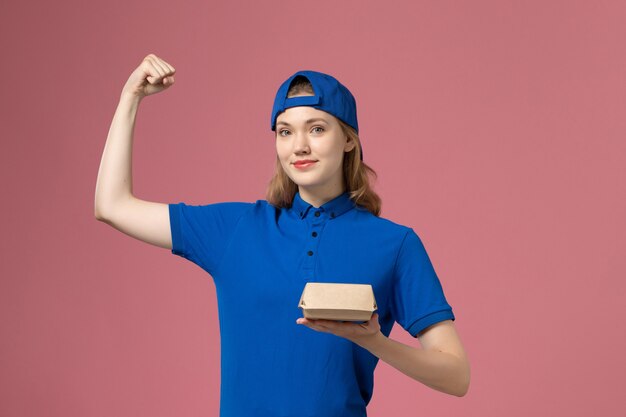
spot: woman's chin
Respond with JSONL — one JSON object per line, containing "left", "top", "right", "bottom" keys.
{"left": 288, "top": 173, "right": 316, "bottom": 184}
{"left": 292, "top": 181, "right": 317, "bottom": 188}
{"left": 291, "top": 179, "right": 324, "bottom": 189}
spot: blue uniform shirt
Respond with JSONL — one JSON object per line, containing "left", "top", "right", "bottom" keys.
{"left": 169, "top": 191, "right": 455, "bottom": 417}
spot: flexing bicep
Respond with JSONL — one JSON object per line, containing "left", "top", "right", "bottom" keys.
{"left": 97, "top": 196, "right": 172, "bottom": 250}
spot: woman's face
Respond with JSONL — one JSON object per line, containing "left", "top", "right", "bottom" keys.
{"left": 275, "top": 103, "right": 355, "bottom": 199}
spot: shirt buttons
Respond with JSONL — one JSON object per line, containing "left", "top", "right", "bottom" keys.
{"left": 314, "top": 211, "right": 321, "bottom": 217}
{"left": 311, "top": 231, "right": 317, "bottom": 237}
{"left": 307, "top": 250, "right": 314, "bottom": 256}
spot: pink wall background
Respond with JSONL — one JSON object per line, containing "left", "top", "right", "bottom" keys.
{"left": 1, "top": 0, "right": 624, "bottom": 416}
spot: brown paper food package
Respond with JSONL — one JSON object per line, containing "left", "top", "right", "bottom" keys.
{"left": 298, "top": 282, "right": 377, "bottom": 321}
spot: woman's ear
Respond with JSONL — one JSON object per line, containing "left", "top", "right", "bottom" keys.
{"left": 344, "top": 135, "right": 356, "bottom": 152}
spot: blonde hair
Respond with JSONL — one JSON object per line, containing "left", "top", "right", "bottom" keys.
{"left": 265, "top": 76, "right": 382, "bottom": 216}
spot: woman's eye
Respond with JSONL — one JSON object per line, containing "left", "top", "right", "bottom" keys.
{"left": 312, "top": 126, "right": 325, "bottom": 133}
{"left": 279, "top": 130, "right": 290, "bottom": 136}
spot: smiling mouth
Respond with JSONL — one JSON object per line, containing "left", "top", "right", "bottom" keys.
{"left": 293, "top": 161, "right": 317, "bottom": 168}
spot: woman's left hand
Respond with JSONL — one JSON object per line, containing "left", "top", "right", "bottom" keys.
{"left": 296, "top": 312, "right": 382, "bottom": 346}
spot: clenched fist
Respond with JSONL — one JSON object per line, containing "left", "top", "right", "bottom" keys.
{"left": 121, "top": 54, "right": 176, "bottom": 99}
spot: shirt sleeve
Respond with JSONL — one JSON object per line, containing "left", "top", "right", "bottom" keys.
{"left": 168, "top": 201, "right": 253, "bottom": 274}
{"left": 390, "top": 228, "right": 456, "bottom": 337}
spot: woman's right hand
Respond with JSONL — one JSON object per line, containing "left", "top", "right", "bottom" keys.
{"left": 121, "top": 54, "right": 176, "bottom": 99}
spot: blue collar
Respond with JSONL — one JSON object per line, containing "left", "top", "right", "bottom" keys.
{"left": 291, "top": 191, "right": 356, "bottom": 220}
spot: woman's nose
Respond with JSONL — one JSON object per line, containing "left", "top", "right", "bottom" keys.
{"left": 293, "top": 132, "right": 310, "bottom": 154}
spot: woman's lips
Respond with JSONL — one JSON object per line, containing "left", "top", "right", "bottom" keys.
{"left": 293, "top": 161, "right": 317, "bottom": 169}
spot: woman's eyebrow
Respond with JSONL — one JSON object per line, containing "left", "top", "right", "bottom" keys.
{"left": 276, "top": 118, "right": 329, "bottom": 127}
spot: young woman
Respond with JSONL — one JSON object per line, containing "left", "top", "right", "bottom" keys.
{"left": 95, "top": 54, "right": 470, "bottom": 417}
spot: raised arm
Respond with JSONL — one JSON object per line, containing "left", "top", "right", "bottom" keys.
{"left": 94, "top": 54, "right": 176, "bottom": 249}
